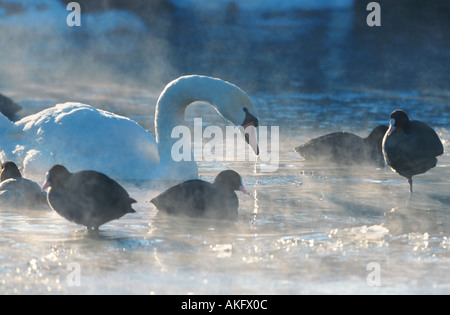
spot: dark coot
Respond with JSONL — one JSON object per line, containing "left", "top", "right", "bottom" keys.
{"left": 295, "top": 125, "right": 389, "bottom": 166}
{"left": 0, "top": 161, "right": 47, "bottom": 209}
{"left": 382, "top": 110, "right": 444, "bottom": 192}
{"left": 42, "top": 164, "right": 136, "bottom": 230}
{"left": 151, "top": 170, "right": 247, "bottom": 220}
{"left": 1, "top": 161, "right": 22, "bottom": 181}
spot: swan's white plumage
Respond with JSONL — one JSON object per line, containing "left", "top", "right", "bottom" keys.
{"left": 7, "top": 103, "right": 159, "bottom": 179}
{"left": 0, "top": 75, "right": 258, "bottom": 181}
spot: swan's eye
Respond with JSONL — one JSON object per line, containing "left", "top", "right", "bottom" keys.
{"left": 243, "top": 107, "right": 248, "bottom": 113}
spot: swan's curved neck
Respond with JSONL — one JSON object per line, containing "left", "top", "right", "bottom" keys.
{"left": 154, "top": 76, "right": 231, "bottom": 163}
{"left": 155, "top": 76, "right": 214, "bottom": 145}
{"left": 153, "top": 76, "right": 226, "bottom": 179}
{"left": 152, "top": 75, "right": 254, "bottom": 180}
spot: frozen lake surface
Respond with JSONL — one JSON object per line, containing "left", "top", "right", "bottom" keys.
{"left": 0, "top": 0, "right": 449, "bottom": 294}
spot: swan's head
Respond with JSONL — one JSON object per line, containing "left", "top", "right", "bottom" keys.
{"left": 212, "top": 80, "right": 260, "bottom": 155}
{"left": 156, "top": 75, "right": 260, "bottom": 157}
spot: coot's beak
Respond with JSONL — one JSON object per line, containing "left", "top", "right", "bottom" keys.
{"left": 239, "top": 185, "right": 249, "bottom": 196}
{"left": 387, "top": 118, "right": 395, "bottom": 136}
{"left": 242, "top": 121, "right": 259, "bottom": 155}
{"left": 41, "top": 173, "right": 50, "bottom": 192}
{"left": 41, "top": 180, "right": 50, "bottom": 192}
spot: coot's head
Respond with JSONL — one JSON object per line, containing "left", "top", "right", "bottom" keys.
{"left": 1, "top": 161, "right": 22, "bottom": 182}
{"left": 41, "top": 164, "right": 72, "bottom": 191}
{"left": 213, "top": 170, "right": 248, "bottom": 195}
{"left": 387, "top": 110, "right": 410, "bottom": 135}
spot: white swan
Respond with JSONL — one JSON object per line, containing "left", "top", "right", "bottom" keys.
{"left": 0, "top": 75, "right": 259, "bottom": 180}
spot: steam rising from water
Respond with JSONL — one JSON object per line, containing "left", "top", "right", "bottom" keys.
{"left": 0, "top": 0, "right": 449, "bottom": 294}
{"left": 0, "top": 0, "right": 175, "bottom": 103}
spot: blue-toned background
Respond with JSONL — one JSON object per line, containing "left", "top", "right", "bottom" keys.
{"left": 0, "top": 0, "right": 449, "bottom": 294}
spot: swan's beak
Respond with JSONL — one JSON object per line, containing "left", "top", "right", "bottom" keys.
{"left": 242, "top": 122, "right": 259, "bottom": 155}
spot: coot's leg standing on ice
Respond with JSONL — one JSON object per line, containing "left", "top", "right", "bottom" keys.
{"left": 382, "top": 110, "right": 444, "bottom": 193}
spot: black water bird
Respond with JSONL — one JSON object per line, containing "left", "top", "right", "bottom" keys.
{"left": 295, "top": 125, "right": 389, "bottom": 166}
{"left": 42, "top": 164, "right": 136, "bottom": 230}
{"left": 0, "top": 161, "right": 47, "bottom": 209}
{"left": 382, "top": 110, "right": 444, "bottom": 193}
{"left": 1, "top": 161, "right": 22, "bottom": 181}
{"left": 151, "top": 170, "right": 247, "bottom": 220}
